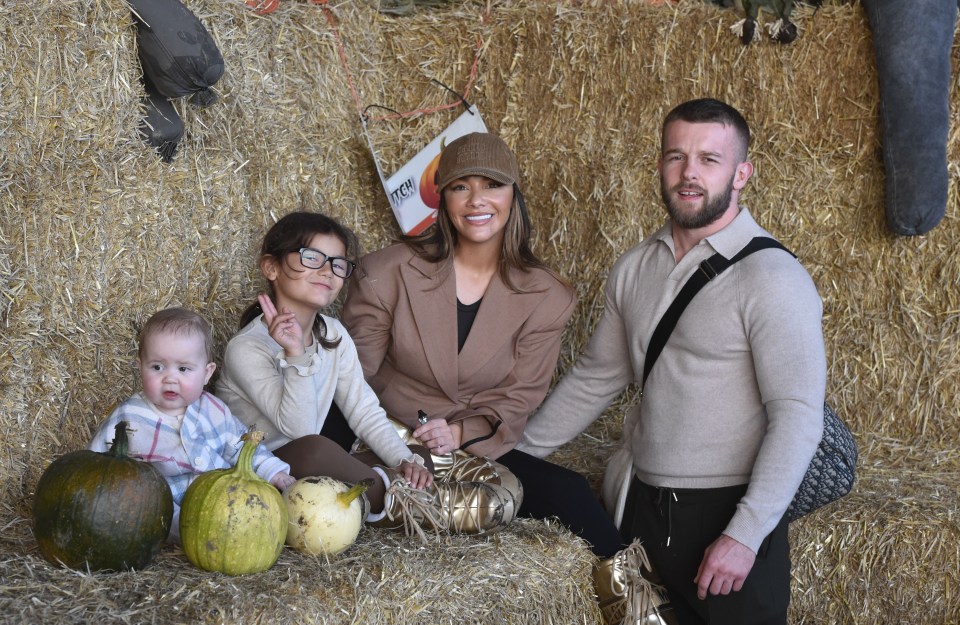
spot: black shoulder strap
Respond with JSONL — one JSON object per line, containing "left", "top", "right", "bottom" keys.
{"left": 642, "top": 237, "right": 793, "bottom": 385}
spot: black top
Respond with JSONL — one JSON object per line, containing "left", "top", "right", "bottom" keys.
{"left": 456, "top": 298, "right": 482, "bottom": 353}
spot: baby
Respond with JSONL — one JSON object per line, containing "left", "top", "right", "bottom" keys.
{"left": 89, "top": 307, "right": 295, "bottom": 540}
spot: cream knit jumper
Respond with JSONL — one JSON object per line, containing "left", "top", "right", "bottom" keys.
{"left": 216, "top": 314, "right": 420, "bottom": 469}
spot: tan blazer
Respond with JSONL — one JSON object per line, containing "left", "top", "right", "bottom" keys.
{"left": 341, "top": 243, "right": 576, "bottom": 459}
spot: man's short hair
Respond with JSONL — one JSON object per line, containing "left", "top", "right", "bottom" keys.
{"left": 662, "top": 98, "right": 751, "bottom": 161}
{"left": 139, "top": 307, "right": 214, "bottom": 362}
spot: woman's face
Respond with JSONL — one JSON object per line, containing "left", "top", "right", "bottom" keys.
{"left": 442, "top": 175, "right": 513, "bottom": 247}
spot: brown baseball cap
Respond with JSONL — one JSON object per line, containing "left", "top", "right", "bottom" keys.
{"left": 436, "top": 132, "right": 520, "bottom": 191}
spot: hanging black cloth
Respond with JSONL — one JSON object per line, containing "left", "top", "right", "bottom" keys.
{"left": 138, "top": 75, "right": 184, "bottom": 163}
{"left": 128, "top": 0, "right": 225, "bottom": 107}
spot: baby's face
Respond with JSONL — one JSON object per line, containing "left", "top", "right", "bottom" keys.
{"left": 138, "top": 330, "right": 215, "bottom": 417}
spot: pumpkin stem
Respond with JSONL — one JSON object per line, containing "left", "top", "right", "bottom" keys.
{"left": 337, "top": 478, "right": 373, "bottom": 508}
{"left": 241, "top": 430, "right": 265, "bottom": 446}
{"left": 106, "top": 421, "right": 131, "bottom": 459}
{"left": 235, "top": 430, "right": 265, "bottom": 479}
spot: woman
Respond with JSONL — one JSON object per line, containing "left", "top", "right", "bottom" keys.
{"left": 342, "top": 132, "right": 628, "bottom": 579}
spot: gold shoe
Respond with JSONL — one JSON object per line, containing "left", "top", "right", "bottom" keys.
{"left": 437, "top": 453, "right": 522, "bottom": 526}
{"left": 354, "top": 417, "right": 523, "bottom": 526}
{"left": 593, "top": 542, "right": 676, "bottom": 625}
{"left": 373, "top": 472, "right": 447, "bottom": 541}
{"left": 434, "top": 479, "right": 510, "bottom": 535}
{"left": 375, "top": 469, "right": 510, "bottom": 539}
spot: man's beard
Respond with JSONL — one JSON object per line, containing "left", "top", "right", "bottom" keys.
{"left": 661, "top": 173, "right": 735, "bottom": 230}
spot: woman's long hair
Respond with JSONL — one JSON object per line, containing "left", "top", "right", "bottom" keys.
{"left": 240, "top": 211, "right": 359, "bottom": 350}
{"left": 404, "top": 183, "right": 568, "bottom": 292}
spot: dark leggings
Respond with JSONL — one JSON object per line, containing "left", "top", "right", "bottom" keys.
{"left": 273, "top": 404, "right": 431, "bottom": 513}
{"left": 497, "top": 449, "right": 624, "bottom": 558}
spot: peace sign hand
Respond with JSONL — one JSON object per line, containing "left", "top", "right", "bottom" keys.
{"left": 259, "top": 294, "right": 304, "bottom": 357}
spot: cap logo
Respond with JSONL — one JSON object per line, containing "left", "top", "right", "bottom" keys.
{"left": 457, "top": 144, "right": 484, "bottom": 165}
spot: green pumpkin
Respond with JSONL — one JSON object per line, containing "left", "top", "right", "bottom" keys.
{"left": 32, "top": 421, "right": 174, "bottom": 571}
{"left": 179, "top": 431, "right": 287, "bottom": 575}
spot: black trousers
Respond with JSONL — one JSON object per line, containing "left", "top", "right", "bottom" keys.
{"left": 498, "top": 449, "right": 624, "bottom": 558}
{"left": 620, "top": 477, "right": 790, "bottom": 625}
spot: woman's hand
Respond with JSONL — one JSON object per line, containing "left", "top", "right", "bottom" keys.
{"left": 399, "top": 459, "right": 434, "bottom": 489}
{"left": 259, "top": 293, "right": 303, "bottom": 357}
{"left": 413, "top": 419, "right": 462, "bottom": 456}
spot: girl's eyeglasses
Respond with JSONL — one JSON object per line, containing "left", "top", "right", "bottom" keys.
{"left": 298, "top": 247, "right": 356, "bottom": 279}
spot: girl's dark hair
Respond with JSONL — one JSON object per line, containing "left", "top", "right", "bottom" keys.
{"left": 403, "top": 183, "right": 567, "bottom": 293}
{"left": 240, "top": 211, "right": 359, "bottom": 350}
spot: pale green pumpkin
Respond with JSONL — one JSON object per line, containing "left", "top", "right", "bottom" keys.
{"left": 179, "top": 431, "right": 286, "bottom": 575}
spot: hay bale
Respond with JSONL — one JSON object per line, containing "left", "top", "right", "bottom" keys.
{"left": 790, "top": 467, "right": 960, "bottom": 623}
{"left": 2, "top": 0, "right": 959, "bottom": 623}
{"left": 0, "top": 517, "right": 598, "bottom": 624}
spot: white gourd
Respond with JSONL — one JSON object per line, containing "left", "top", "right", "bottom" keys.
{"left": 284, "top": 476, "right": 370, "bottom": 556}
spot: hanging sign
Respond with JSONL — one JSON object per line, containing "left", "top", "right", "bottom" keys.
{"left": 376, "top": 107, "right": 487, "bottom": 235}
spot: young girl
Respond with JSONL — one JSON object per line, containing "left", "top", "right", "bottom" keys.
{"left": 216, "top": 211, "right": 502, "bottom": 533}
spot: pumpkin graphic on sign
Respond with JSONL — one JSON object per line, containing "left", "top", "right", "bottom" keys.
{"left": 419, "top": 137, "right": 446, "bottom": 209}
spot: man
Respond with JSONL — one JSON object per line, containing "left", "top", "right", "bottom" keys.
{"left": 519, "top": 98, "right": 826, "bottom": 625}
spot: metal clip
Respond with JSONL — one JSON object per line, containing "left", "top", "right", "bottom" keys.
{"left": 698, "top": 259, "right": 719, "bottom": 280}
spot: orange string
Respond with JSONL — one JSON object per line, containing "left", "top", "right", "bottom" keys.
{"left": 318, "top": 2, "right": 487, "bottom": 123}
